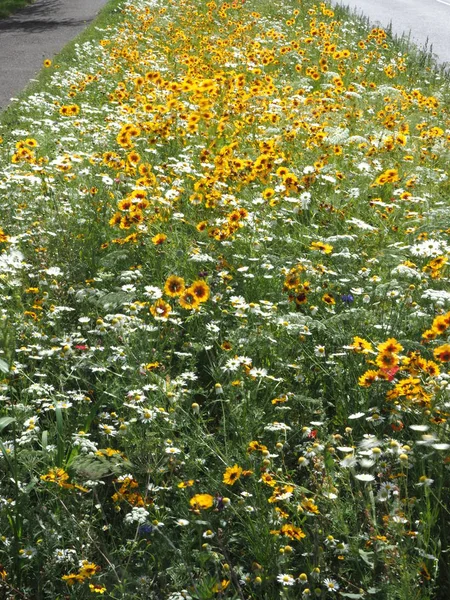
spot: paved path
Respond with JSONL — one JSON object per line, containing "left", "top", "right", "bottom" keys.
{"left": 0, "top": 0, "right": 110, "bottom": 111}
{"left": 332, "top": 0, "right": 450, "bottom": 67}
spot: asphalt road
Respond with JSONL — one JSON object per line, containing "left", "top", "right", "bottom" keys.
{"left": 332, "top": 0, "right": 450, "bottom": 67}
{"left": 0, "top": 0, "right": 109, "bottom": 111}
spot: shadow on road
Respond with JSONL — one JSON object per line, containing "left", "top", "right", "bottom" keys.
{"left": 0, "top": 18, "right": 88, "bottom": 33}
{"left": 0, "top": 0, "right": 89, "bottom": 33}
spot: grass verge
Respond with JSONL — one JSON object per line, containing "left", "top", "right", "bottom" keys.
{"left": 0, "top": 0, "right": 33, "bottom": 19}
{"left": 0, "top": 0, "right": 449, "bottom": 599}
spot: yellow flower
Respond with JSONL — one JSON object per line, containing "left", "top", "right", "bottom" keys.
{"left": 322, "top": 293, "right": 335, "bottom": 305}
{"left": 0, "top": 227, "right": 10, "bottom": 244}
{"left": 144, "top": 362, "right": 160, "bottom": 371}
{"left": 262, "top": 187, "right": 275, "bottom": 200}
{"left": 152, "top": 233, "right": 167, "bottom": 245}
{"left": 247, "top": 440, "right": 268, "bottom": 453}
{"left": 78, "top": 561, "right": 99, "bottom": 579}
{"left": 62, "top": 573, "right": 85, "bottom": 586}
{"left": 190, "top": 493, "right": 214, "bottom": 510}
{"left": 377, "top": 338, "right": 403, "bottom": 354}
{"left": 421, "top": 329, "right": 436, "bottom": 341}
{"left": 164, "top": 275, "right": 185, "bottom": 297}
{"left": 178, "top": 479, "right": 194, "bottom": 488}
{"left": 431, "top": 312, "right": 450, "bottom": 335}
{"left": 40, "top": 467, "right": 69, "bottom": 485}
{"left": 179, "top": 290, "right": 200, "bottom": 310}
{"left": 350, "top": 336, "right": 373, "bottom": 354}
{"left": 281, "top": 523, "right": 306, "bottom": 540}
{"left": 212, "top": 579, "right": 231, "bottom": 593}
{"left": 310, "top": 241, "right": 333, "bottom": 254}
{"left": 300, "top": 498, "right": 320, "bottom": 514}
{"left": 59, "top": 104, "right": 80, "bottom": 116}
{"left": 434, "top": 344, "right": 450, "bottom": 362}
{"left": 196, "top": 220, "right": 208, "bottom": 231}
{"left": 375, "top": 352, "right": 399, "bottom": 370}
{"left": 373, "top": 168, "right": 399, "bottom": 186}
{"left": 260, "top": 472, "right": 277, "bottom": 486}
{"left": 358, "top": 370, "right": 380, "bottom": 387}
{"left": 127, "top": 151, "right": 141, "bottom": 165}
{"left": 423, "top": 360, "right": 440, "bottom": 377}
{"left": 223, "top": 464, "right": 243, "bottom": 485}
{"left": 89, "top": 584, "right": 107, "bottom": 594}
{"left": 188, "top": 280, "right": 210, "bottom": 303}
{"left": 150, "top": 299, "right": 172, "bottom": 320}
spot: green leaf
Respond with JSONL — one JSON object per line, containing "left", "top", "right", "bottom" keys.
{"left": 96, "top": 290, "right": 131, "bottom": 309}
{"left": 41, "top": 430, "right": 48, "bottom": 453}
{"left": 24, "top": 479, "right": 38, "bottom": 494}
{"left": 71, "top": 454, "right": 128, "bottom": 480}
{"left": 340, "top": 594, "right": 363, "bottom": 599}
{"left": 55, "top": 407, "right": 64, "bottom": 467}
{"left": 99, "top": 250, "right": 129, "bottom": 268}
{"left": 0, "top": 416, "right": 15, "bottom": 433}
{"left": 358, "top": 548, "right": 375, "bottom": 568}
{"left": 296, "top": 395, "right": 322, "bottom": 405}
{"left": 0, "top": 358, "right": 9, "bottom": 373}
{"left": 0, "top": 439, "right": 14, "bottom": 475}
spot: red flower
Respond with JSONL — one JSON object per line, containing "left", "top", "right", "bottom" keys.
{"left": 382, "top": 366, "right": 399, "bottom": 381}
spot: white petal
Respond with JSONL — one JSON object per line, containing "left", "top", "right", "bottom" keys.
{"left": 354, "top": 473, "right": 375, "bottom": 482}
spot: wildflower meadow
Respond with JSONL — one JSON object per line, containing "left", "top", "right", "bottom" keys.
{"left": 0, "top": 0, "right": 449, "bottom": 598}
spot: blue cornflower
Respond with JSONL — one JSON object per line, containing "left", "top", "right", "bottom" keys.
{"left": 341, "top": 293, "right": 354, "bottom": 304}
{"left": 138, "top": 523, "right": 153, "bottom": 536}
